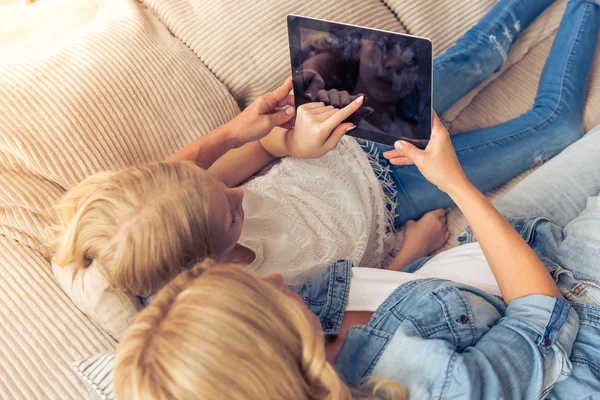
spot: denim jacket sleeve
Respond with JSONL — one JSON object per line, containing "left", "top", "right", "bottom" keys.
{"left": 445, "top": 294, "right": 579, "bottom": 399}
{"left": 290, "top": 260, "right": 352, "bottom": 335}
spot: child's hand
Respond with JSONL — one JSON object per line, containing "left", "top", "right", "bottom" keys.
{"left": 225, "top": 77, "right": 296, "bottom": 145}
{"left": 313, "top": 89, "right": 374, "bottom": 118}
{"left": 383, "top": 112, "right": 469, "bottom": 194}
{"left": 286, "top": 97, "right": 364, "bottom": 159}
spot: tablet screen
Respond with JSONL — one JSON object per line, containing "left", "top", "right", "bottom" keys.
{"left": 288, "top": 15, "right": 432, "bottom": 148}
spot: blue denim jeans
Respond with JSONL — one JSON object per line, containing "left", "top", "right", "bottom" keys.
{"left": 370, "top": 0, "right": 600, "bottom": 225}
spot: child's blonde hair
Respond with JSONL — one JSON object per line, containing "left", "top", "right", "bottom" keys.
{"left": 49, "top": 161, "right": 216, "bottom": 296}
{"left": 114, "top": 259, "right": 404, "bottom": 400}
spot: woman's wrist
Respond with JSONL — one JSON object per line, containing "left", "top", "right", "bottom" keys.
{"left": 443, "top": 175, "right": 474, "bottom": 201}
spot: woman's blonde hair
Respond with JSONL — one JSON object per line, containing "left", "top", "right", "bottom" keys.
{"left": 114, "top": 259, "right": 404, "bottom": 400}
{"left": 49, "top": 161, "right": 216, "bottom": 296}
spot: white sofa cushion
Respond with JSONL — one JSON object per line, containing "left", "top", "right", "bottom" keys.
{"left": 52, "top": 261, "right": 143, "bottom": 341}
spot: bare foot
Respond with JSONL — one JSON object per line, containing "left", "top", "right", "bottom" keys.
{"left": 386, "top": 209, "right": 450, "bottom": 271}
{"left": 404, "top": 208, "right": 450, "bottom": 256}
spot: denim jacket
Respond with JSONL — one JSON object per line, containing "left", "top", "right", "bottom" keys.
{"left": 292, "top": 217, "right": 600, "bottom": 399}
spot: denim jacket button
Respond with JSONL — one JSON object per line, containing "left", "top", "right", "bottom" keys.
{"left": 336, "top": 275, "right": 345, "bottom": 282}
{"left": 544, "top": 337, "right": 552, "bottom": 346}
{"left": 325, "top": 320, "right": 334, "bottom": 329}
{"left": 459, "top": 315, "right": 469, "bottom": 324}
{"left": 573, "top": 286, "right": 582, "bottom": 295}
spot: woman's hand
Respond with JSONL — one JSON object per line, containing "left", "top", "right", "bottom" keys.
{"left": 225, "top": 77, "right": 296, "bottom": 145}
{"left": 383, "top": 112, "right": 468, "bottom": 194}
{"left": 285, "top": 97, "right": 365, "bottom": 159}
{"left": 386, "top": 112, "right": 562, "bottom": 302}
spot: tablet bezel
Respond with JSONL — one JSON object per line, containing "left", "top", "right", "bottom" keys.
{"left": 287, "top": 14, "right": 433, "bottom": 148}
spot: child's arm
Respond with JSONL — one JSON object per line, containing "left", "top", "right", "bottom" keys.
{"left": 208, "top": 140, "right": 277, "bottom": 188}
{"left": 209, "top": 98, "right": 365, "bottom": 187}
{"left": 167, "top": 78, "right": 296, "bottom": 169}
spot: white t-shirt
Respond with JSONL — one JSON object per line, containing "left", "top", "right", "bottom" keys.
{"left": 346, "top": 242, "right": 500, "bottom": 312}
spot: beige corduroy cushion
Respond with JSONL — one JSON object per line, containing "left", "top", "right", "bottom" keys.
{"left": 0, "top": 235, "right": 116, "bottom": 400}
{"left": 141, "top": 0, "right": 407, "bottom": 108}
{"left": 383, "top": 0, "right": 497, "bottom": 58}
{"left": 0, "top": 0, "right": 240, "bottom": 254}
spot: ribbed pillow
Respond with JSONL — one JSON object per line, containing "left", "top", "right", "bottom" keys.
{"left": 73, "top": 352, "right": 116, "bottom": 400}
{"left": 383, "top": 0, "right": 497, "bottom": 57}
{"left": 141, "top": 0, "right": 407, "bottom": 108}
{"left": 0, "top": 236, "right": 116, "bottom": 400}
{"left": 0, "top": 0, "right": 240, "bottom": 253}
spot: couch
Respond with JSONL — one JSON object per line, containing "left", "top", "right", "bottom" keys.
{"left": 0, "top": 0, "right": 599, "bottom": 398}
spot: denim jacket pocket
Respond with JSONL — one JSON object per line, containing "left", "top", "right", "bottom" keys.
{"left": 551, "top": 264, "right": 600, "bottom": 307}
{"left": 334, "top": 325, "right": 392, "bottom": 388}
{"left": 429, "top": 287, "right": 478, "bottom": 350}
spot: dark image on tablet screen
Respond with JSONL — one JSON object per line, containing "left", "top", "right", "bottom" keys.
{"left": 288, "top": 15, "right": 432, "bottom": 148}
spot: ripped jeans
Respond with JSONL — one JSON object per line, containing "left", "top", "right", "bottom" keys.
{"left": 366, "top": 0, "right": 600, "bottom": 225}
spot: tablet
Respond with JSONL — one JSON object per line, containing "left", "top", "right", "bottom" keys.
{"left": 288, "top": 15, "right": 432, "bottom": 148}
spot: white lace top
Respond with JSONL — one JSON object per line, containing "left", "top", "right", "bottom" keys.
{"left": 239, "top": 136, "right": 396, "bottom": 285}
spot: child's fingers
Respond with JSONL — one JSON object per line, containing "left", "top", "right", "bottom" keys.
{"left": 323, "top": 123, "right": 355, "bottom": 151}
{"left": 313, "top": 105, "right": 335, "bottom": 114}
{"left": 299, "top": 102, "right": 326, "bottom": 110}
{"left": 433, "top": 208, "right": 446, "bottom": 218}
{"left": 322, "top": 96, "right": 364, "bottom": 132}
{"left": 315, "top": 109, "right": 339, "bottom": 122}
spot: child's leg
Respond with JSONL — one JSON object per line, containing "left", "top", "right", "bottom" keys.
{"left": 434, "top": 0, "right": 555, "bottom": 113}
{"left": 391, "top": 0, "right": 599, "bottom": 225}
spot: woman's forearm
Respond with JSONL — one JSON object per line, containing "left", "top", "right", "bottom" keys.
{"left": 447, "top": 181, "right": 562, "bottom": 303}
{"left": 208, "top": 141, "right": 276, "bottom": 187}
{"left": 167, "top": 124, "right": 241, "bottom": 169}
